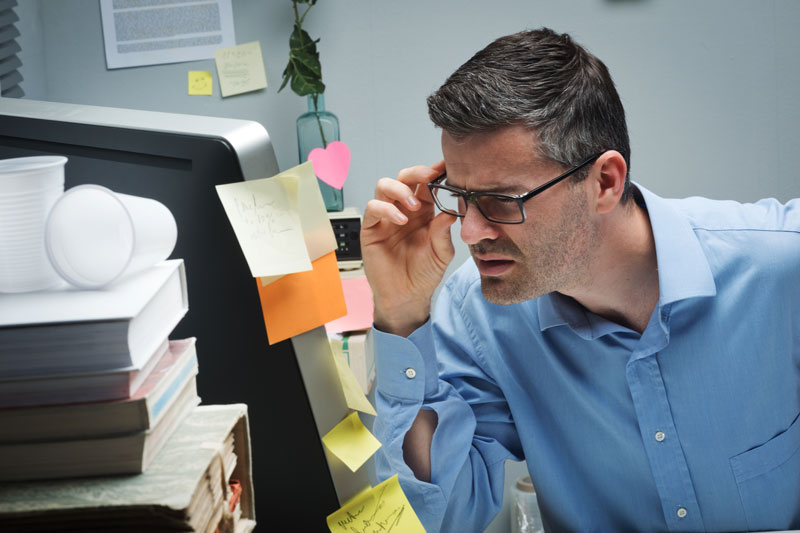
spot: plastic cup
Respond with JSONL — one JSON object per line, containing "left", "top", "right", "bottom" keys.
{"left": 44, "top": 185, "right": 177, "bottom": 289}
{"left": 0, "top": 156, "right": 66, "bottom": 293}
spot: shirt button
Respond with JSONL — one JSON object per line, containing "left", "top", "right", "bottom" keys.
{"left": 654, "top": 431, "right": 666, "bottom": 442}
{"left": 676, "top": 507, "right": 687, "bottom": 519}
{"left": 404, "top": 368, "right": 417, "bottom": 379}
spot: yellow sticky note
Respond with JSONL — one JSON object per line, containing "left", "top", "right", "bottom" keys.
{"left": 276, "top": 161, "right": 338, "bottom": 262}
{"left": 256, "top": 251, "right": 346, "bottom": 344}
{"left": 330, "top": 347, "right": 377, "bottom": 416}
{"left": 214, "top": 41, "right": 268, "bottom": 97}
{"left": 326, "top": 474, "right": 426, "bottom": 533}
{"left": 188, "top": 71, "right": 213, "bottom": 95}
{"left": 322, "top": 412, "right": 381, "bottom": 472}
{"left": 257, "top": 162, "right": 337, "bottom": 290}
{"left": 215, "top": 176, "right": 311, "bottom": 278}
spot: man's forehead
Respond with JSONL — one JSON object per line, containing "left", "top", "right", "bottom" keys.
{"left": 441, "top": 126, "right": 556, "bottom": 174}
{"left": 442, "top": 171, "right": 527, "bottom": 194}
{"left": 442, "top": 142, "right": 562, "bottom": 193}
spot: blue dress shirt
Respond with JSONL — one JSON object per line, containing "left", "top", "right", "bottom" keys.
{"left": 372, "top": 184, "right": 800, "bottom": 532}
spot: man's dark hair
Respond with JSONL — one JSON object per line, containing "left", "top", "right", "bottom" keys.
{"left": 428, "top": 28, "right": 632, "bottom": 202}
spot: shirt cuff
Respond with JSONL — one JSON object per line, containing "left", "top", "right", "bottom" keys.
{"left": 374, "top": 320, "right": 439, "bottom": 401}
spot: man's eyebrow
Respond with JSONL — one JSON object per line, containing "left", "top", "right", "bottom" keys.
{"left": 443, "top": 176, "right": 525, "bottom": 194}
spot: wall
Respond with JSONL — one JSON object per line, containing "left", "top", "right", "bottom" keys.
{"left": 17, "top": 0, "right": 800, "bottom": 294}
{"left": 15, "top": 1, "right": 800, "bottom": 531}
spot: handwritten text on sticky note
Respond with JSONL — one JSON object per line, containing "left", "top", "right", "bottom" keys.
{"left": 322, "top": 412, "right": 381, "bottom": 472}
{"left": 214, "top": 41, "right": 268, "bottom": 97}
{"left": 326, "top": 474, "right": 426, "bottom": 533}
{"left": 216, "top": 178, "right": 311, "bottom": 278}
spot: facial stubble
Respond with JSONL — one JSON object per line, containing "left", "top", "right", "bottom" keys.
{"left": 474, "top": 184, "right": 597, "bottom": 305}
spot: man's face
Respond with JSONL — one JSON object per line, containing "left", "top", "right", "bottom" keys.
{"left": 441, "top": 126, "right": 598, "bottom": 304}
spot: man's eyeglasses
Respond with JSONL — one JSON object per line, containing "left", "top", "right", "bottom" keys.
{"left": 427, "top": 152, "right": 604, "bottom": 224}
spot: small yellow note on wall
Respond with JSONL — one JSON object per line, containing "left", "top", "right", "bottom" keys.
{"left": 326, "top": 474, "right": 426, "bottom": 532}
{"left": 321, "top": 412, "right": 381, "bottom": 472}
{"left": 188, "top": 71, "right": 213, "bottom": 95}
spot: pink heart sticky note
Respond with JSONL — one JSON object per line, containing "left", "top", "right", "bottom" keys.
{"left": 308, "top": 141, "right": 351, "bottom": 189}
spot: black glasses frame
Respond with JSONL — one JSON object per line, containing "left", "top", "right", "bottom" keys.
{"left": 427, "top": 152, "right": 604, "bottom": 224}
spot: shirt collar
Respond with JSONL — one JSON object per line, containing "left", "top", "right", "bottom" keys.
{"left": 636, "top": 182, "right": 716, "bottom": 304}
{"left": 538, "top": 181, "right": 716, "bottom": 333}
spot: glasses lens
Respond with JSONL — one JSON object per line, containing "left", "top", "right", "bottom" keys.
{"left": 475, "top": 195, "right": 523, "bottom": 223}
{"left": 431, "top": 185, "right": 464, "bottom": 216}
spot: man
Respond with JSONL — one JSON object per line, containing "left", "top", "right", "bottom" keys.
{"left": 361, "top": 28, "right": 800, "bottom": 532}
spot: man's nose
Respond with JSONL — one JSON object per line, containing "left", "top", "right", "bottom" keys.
{"left": 460, "top": 204, "right": 500, "bottom": 245}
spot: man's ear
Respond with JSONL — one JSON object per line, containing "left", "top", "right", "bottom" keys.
{"left": 592, "top": 150, "right": 627, "bottom": 214}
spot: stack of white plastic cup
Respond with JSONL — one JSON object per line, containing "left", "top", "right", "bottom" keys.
{"left": 0, "top": 156, "right": 67, "bottom": 293}
{"left": 44, "top": 184, "right": 177, "bottom": 289}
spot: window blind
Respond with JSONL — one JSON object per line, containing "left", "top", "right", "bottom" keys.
{"left": 0, "top": 0, "right": 23, "bottom": 98}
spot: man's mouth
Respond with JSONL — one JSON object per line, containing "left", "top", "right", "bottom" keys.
{"left": 474, "top": 255, "right": 515, "bottom": 277}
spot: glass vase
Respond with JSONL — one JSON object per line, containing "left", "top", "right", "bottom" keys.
{"left": 297, "top": 94, "right": 344, "bottom": 212}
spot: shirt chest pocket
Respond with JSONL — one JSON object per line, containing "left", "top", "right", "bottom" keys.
{"left": 729, "top": 411, "right": 800, "bottom": 531}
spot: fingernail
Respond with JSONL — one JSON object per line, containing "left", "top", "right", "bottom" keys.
{"left": 393, "top": 212, "right": 408, "bottom": 224}
{"left": 407, "top": 196, "right": 419, "bottom": 208}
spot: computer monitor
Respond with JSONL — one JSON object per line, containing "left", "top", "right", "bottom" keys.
{"left": 0, "top": 98, "right": 366, "bottom": 529}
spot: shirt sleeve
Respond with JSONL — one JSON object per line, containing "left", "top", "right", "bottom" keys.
{"left": 372, "top": 282, "right": 522, "bottom": 532}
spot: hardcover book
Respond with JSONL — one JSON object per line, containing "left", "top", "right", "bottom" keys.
{"left": 0, "top": 259, "right": 188, "bottom": 378}
{"left": 0, "top": 372, "right": 199, "bottom": 481}
{"left": 0, "top": 337, "right": 170, "bottom": 408}
{"left": 0, "top": 338, "right": 198, "bottom": 443}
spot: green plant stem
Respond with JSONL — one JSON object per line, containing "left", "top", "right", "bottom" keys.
{"left": 293, "top": 0, "right": 313, "bottom": 26}
{"left": 312, "top": 94, "right": 328, "bottom": 148}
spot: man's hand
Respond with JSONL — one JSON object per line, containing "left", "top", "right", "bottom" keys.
{"left": 361, "top": 162, "right": 457, "bottom": 337}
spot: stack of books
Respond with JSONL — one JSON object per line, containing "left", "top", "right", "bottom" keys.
{"left": 0, "top": 259, "right": 197, "bottom": 480}
{"left": 0, "top": 404, "right": 255, "bottom": 532}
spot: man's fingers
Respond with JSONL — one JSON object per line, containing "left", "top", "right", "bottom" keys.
{"left": 375, "top": 177, "right": 425, "bottom": 210}
{"left": 362, "top": 198, "right": 408, "bottom": 230}
{"left": 397, "top": 165, "right": 442, "bottom": 187}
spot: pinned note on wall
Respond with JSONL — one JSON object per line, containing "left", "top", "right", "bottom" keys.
{"left": 256, "top": 251, "right": 346, "bottom": 344}
{"left": 188, "top": 71, "right": 213, "bottom": 95}
{"left": 215, "top": 177, "right": 311, "bottom": 278}
{"left": 326, "top": 474, "right": 426, "bottom": 533}
{"left": 322, "top": 411, "right": 381, "bottom": 472}
{"left": 214, "top": 41, "right": 268, "bottom": 97}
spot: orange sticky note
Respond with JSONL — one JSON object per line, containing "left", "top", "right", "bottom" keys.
{"left": 325, "top": 276, "right": 374, "bottom": 334}
{"left": 257, "top": 251, "right": 346, "bottom": 344}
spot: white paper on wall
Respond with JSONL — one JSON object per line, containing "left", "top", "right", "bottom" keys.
{"left": 100, "top": 0, "right": 235, "bottom": 70}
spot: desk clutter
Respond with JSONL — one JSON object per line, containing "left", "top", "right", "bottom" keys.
{"left": 0, "top": 155, "right": 255, "bottom": 531}
{"left": 0, "top": 258, "right": 255, "bottom": 532}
